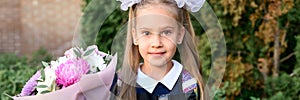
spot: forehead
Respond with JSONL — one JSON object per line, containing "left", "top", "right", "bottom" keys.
{"left": 136, "top": 4, "right": 178, "bottom": 20}
{"left": 135, "top": 15, "right": 178, "bottom": 29}
{"left": 135, "top": 4, "right": 179, "bottom": 28}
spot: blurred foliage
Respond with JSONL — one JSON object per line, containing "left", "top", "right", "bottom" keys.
{"left": 205, "top": 0, "right": 300, "bottom": 99}
{"left": 95, "top": 9, "right": 128, "bottom": 52}
{"left": 294, "top": 36, "right": 300, "bottom": 77}
{"left": 264, "top": 73, "right": 300, "bottom": 100}
{"left": 82, "top": 0, "right": 300, "bottom": 99}
{"left": 81, "top": 0, "right": 121, "bottom": 50}
{"left": 81, "top": 0, "right": 129, "bottom": 69}
{"left": 29, "top": 48, "right": 53, "bottom": 66}
{"left": 0, "top": 49, "right": 52, "bottom": 100}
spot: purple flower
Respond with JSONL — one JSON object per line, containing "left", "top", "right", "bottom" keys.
{"left": 55, "top": 58, "right": 90, "bottom": 87}
{"left": 20, "top": 71, "right": 41, "bottom": 97}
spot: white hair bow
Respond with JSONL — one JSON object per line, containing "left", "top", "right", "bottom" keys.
{"left": 117, "top": 0, "right": 205, "bottom": 12}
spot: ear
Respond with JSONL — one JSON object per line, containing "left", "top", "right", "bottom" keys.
{"left": 132, "top": 29, "right": 138, "bottom": 45}
{"left": 177, "top": 26, "right": 185, "bottom": 44}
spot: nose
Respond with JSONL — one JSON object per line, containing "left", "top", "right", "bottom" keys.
{"left": 150, "top": 34, "right": 163, "bottom": 48}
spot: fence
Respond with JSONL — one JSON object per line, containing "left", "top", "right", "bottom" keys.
{"left": 0, "top": 0, "right": 82, "bottom": 57}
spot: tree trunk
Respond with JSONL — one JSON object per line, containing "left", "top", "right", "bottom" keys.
{"left": 273, "top": 30, "right": 280, "bottom": 77}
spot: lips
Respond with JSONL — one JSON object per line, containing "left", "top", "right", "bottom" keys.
{"left": 148, "top": 51, "right": 166, "bottom": 56}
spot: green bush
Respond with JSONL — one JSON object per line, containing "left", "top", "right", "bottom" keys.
{"left": 0, "top": 49, "right": 52, "bottom": 100}
{"left": 264, "top": 73, "right": 300, "bottom": 100}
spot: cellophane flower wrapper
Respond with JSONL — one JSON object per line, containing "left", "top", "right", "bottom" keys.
{"left": 13, "top": 45, "right": 117, "bottom": 100}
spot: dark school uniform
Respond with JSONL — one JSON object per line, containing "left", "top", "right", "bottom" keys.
{"left": 110, "top": 60, "right": 200, "bottom": 100}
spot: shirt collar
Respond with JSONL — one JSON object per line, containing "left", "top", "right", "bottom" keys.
{"left": 136, "top": 60, "right": 183, "bottom": 93}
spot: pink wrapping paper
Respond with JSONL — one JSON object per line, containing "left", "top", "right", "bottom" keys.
{"left": 13, "top": 54, "right": 117, "bottom": 100}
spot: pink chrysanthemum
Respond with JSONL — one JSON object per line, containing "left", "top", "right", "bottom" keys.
{"left": 55, "top": 58, "right": 90, "bottom": 87}
{"left": 20, "top": 71, "right": 40, "bottom": 96}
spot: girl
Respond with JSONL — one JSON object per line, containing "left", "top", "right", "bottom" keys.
{"left": 111, "top": 0, "right": 206, "bottom": 99}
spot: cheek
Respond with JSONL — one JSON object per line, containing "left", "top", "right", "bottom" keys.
{"left": 165, "top": 42, "right": 177, "bottom": 53}
{"left": 170, "top": 45, "right": 177, "bottom": 53}
{"left": 138, "top": 42, "right": 148, "bottom": 49}
{"left": 138, "top": 45, "right": 148, "bottom": 55}
{"left": 167, "top": 45, "right": 177, "bottom": 60}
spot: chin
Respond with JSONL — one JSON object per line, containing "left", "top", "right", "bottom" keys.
{"left": 147, "top": 57, "right": 170, "bottom": 67}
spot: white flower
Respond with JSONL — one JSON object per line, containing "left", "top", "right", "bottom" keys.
{"left": 64, "top": 48, "right": 76, "bottom": 59}
{"left": 84, "top": 54, "right": 106, "bottom": 73}
{"left": 82, "top": 45, "right": 108, "bottom": 73}
{"left": 85, "top": 45, "right": 107, "bottom": 57}
{"left": 64, "top": 47, "right": 84, "bottom": 58}
{"left": 50, "top": 61, "right": 59, "bottom": 70}
{"left": 36, "top": 67, "right": 57, "bottom": 94}
{"left": 50, "top": 56, "right": 67, "bottom": 70}
{"left": 58, "top": 56, "right": 68, "bottom": 64}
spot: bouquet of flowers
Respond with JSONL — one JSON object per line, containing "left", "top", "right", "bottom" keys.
{"left": 11, "top": 45, "right": 117, "bottom": 100}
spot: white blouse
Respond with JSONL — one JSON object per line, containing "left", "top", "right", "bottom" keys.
{"left": 136, "top": 60, "right": 183, "bottom": 93}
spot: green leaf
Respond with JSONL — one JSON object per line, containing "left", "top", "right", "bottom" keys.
{"left": 36, "top": 85, "right": 48, "bottom": 88}
{"left": 42, "top": 61, "right": 49, "bottom": 67}
{"left": 83, "top": 48, "right": 95, "bottom": 56}
{"left": 41, "top": 90, "right": 51, "bottom": 94}
{"left": 36, "top": 79, "right": 44, "bottom": 82}
{"left": 41, "top": 69, "right": 45, "bottom": 80}
{"left": 73, "top": 48, "right": 81, "bottom": 57}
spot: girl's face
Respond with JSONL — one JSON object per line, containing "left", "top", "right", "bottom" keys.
{"left": 133, "top": 4, "right": 184, "bottom": 67}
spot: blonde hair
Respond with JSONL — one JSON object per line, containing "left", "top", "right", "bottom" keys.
{"left": 118, "top": 0, "right": 206, "bottom": 99}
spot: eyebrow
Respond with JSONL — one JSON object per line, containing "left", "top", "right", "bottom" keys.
{"left": 162, "top": 26, "right": 175, "bottom": 29}
{"left": 138, "top": 27, "right": 151, "bottom": 30}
